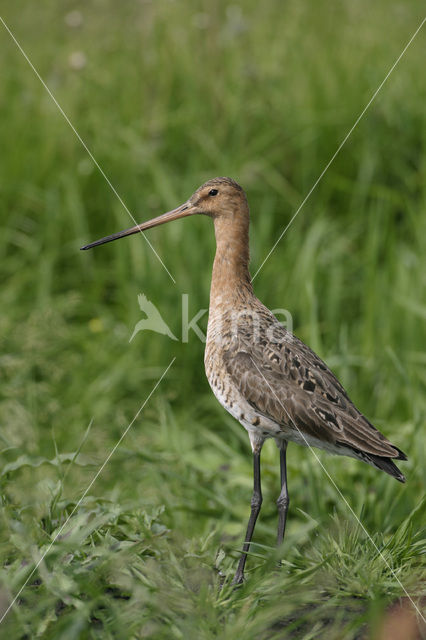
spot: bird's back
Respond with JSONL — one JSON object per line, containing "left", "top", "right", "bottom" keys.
{"left": 205, "top": 295, "right": 406, "bottom": 481}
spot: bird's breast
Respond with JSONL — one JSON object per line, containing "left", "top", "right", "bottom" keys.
{"left": 204, "top": 309, "right": 282, "bottom": 441}
{"left": 205, "top": 308, "right": 245, "bottom": 420}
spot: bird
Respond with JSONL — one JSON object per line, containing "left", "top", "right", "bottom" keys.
{"left": 81, "top": 177, "right": 407, "bottom": 585}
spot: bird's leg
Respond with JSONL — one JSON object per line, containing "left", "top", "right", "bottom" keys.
{"left": 277, "top": 441, "right": 289, "bottom": 547}
{"left": 232, "top": 448, "right": 263, "bottom": 585}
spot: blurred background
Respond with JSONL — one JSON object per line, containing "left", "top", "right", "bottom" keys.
{"left": 0, "top": 1, "right": 425, "bottom": 637}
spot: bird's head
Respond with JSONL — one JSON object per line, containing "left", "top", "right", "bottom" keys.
{"left": 80, "top": 177, "right": 247, "bottom": 251}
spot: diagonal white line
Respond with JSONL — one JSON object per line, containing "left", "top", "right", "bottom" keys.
{"left": 250, "top": 357, "right": 425, "bottom": 622}
{"left": 0, "top": 357, "right": 175, "bottom": 624}
{"left": 252, "top": 16, "right": 426, "bottom": 282}
{"left": 0, "top": 16, "right": 176, "bottom": 284}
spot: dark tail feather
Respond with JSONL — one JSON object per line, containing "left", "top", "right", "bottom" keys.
{"left": 366, "top": 453, "right": 406, "bottom": 483}
{"left": 394, "top": 446, "right": 408, "bottom": 461}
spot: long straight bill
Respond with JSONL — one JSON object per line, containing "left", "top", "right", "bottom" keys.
{"left": 80, "top": 202, "right": 192, "bottom": 250}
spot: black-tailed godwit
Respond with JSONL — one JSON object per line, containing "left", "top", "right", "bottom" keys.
{"left": 81, "top": 177, "right": 407, "bottom": 584}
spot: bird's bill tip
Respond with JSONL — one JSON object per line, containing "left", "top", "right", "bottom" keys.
{"left": 79, "top": 224, "right": 141, "bottom": 250}
{"left": 80, "top": 202, "right": 193, "bottom": 250}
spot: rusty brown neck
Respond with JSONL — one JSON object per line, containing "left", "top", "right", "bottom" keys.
{"left": 209, "top": 204, "right": 253, "bottom": 307}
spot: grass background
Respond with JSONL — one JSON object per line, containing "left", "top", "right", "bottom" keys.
{"left": 0, "top": 0, "right": 425, "bottom": 637}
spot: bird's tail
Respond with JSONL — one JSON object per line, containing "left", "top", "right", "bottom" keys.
{"left": 363, "top": 448, "right": 407, "bottom": 483}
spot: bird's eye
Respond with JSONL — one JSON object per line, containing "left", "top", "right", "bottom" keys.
{"left": 209, "top": 189, "right": 218, "bottom": 196}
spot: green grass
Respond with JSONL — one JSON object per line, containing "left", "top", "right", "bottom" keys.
{"left": 0, "top": 0, "right": 425, "bottom": 637}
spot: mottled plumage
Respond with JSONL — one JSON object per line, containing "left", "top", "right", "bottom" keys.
{"left": 82, "top": 176, "right": 407, "bottom": 584}
{"left": 207, "top": 299, "right": 406, "bottom": 477}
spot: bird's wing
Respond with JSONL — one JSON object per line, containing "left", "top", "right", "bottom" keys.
{"left": 222, "top": 309, "right": 400, "bottom": 458}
